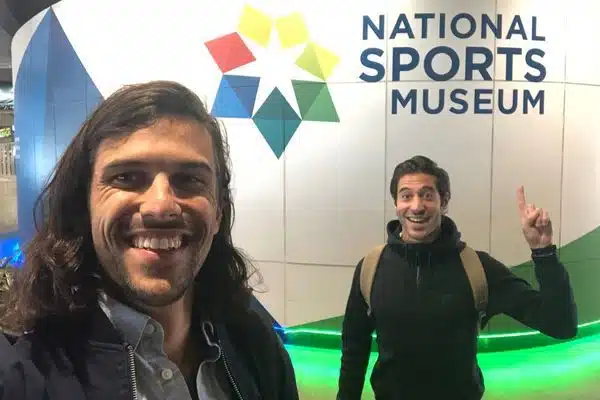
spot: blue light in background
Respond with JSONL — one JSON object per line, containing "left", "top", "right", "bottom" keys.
{"left": 0, "top": 235, "right": 23, "bottom": 266}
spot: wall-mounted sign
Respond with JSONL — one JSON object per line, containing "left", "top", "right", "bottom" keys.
{"left": 360, "top": 13, "right": 545, "bottom": 115}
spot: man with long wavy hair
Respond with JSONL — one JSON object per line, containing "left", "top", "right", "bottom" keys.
{"left": 0, "top": 81, "right": 298, "bottom": 400}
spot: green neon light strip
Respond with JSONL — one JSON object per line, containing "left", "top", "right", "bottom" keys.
{"left": 284, "top": 319, "right": 600, "bottom": 339}
{"left": 288, "top": 334, "right": 600, "bottom": 398}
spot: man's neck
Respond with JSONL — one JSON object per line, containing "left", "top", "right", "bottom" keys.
{"left": 145, "top": 290, "right": 195, "bottom": 370}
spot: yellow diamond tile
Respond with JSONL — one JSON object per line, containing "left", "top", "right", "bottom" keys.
{"left": 296, "top": 42, "right": 340, "bottom": 80}
{"left": 238, "top": 5, "right": 272, "bottom": 47}
{"left": 275, "top": 12, "right": 309, "bottom": 48}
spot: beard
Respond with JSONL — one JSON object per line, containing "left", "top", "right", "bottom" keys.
{"left": 100, "top": 231, "right": 212, "bottom": 309}
{"left": 115, "top": 252, "right": 201, "bottom": 308}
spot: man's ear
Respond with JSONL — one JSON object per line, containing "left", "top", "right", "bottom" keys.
{"left": 441, "top": 194, "right": 450, "bottom": 214}
{"left": 213, "top": 207, "right": 222, "bottom": 235}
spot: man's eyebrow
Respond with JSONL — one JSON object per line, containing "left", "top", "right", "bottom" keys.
{"left": 398, "top": 186, "right": 435, "bottom": 192}
{"left": 101, "top": 160, "right": 214, "bottom": 173}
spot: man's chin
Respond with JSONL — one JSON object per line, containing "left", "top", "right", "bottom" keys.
{"left": 123, "top": 280, "right": 190, "bottom": 308}
{"left": 406, "top": 227, "right": 437, "bottom": 243}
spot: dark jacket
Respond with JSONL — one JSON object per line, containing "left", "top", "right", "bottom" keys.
{"left": 0, "top": 304, "right": 299, "bottom": 400}
{"left": 337, "top": 216, "right": 578, "bottom": 400}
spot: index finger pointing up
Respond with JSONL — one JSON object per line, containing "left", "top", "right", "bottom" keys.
{"left": 517, "top": 186, "right": 527, "bottom": 214}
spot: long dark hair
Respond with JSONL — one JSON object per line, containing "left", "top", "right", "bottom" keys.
{"left": 1, "top": 80, "right": 254, "bottom": 332}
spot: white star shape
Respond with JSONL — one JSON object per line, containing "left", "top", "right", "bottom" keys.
{"left": 232, "top": 28, "right": 312, "bottom": 118}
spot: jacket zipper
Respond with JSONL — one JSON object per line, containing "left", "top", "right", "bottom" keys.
{"left": 126, "top": 344, "right": 139, "bottom": 400}
{"left": 416, "top": 264, "right": 421, "bottom": 288}
{"left": 221, "top": 344, "right": 244, "bottom": 400}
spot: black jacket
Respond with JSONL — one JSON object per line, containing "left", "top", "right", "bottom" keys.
{"left": 337, "top": 216, "right": 578, "bottom": 400}
{"left": 0, "top": 304, "right": 299, "bottom": 400}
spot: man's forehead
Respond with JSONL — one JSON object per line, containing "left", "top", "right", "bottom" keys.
{"left": 398, "top": 173, "right": 437, "bottom": 190}
{"left": 398, "top": 185, "right": 436, "bottom": 192}
{"left": 93, "top": 119, "right": 215, "bottom": 170}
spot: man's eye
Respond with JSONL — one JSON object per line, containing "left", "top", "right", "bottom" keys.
{"left": 172, "top": 174, "right": 207, "bottom": 189}
{"left": 112, "top": 172, "right": 144, "bottom": 187}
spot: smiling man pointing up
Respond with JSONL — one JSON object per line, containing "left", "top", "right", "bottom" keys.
{"left": 337, "top": 155, "right": 577, "bottom": 400}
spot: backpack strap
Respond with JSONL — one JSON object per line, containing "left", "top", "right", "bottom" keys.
{"left": 359, "top": 243, "right": 488, "bottom": 325}
{"left": 459, "top": 245, "right": 488, "bottom": 330}
{"left": 359, "top": 244, "right": 386, "bottom": 316}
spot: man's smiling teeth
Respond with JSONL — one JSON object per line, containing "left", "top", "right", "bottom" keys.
{"left": 132, "top": 236, "right": 183, "bottom": 250}
{"left": 407, "top": 216, "right": 428, "bottom": 223}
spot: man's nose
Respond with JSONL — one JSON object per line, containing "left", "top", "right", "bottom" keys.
{"left": 139, "top": 174, "right": 182, "bottom": 222}
{"left": 410, "top": 198, "right": 425, "bottom": 212}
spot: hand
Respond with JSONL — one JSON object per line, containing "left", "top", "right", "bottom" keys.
{"left": 517, "top": 186, "right": 552, "bottom": 249}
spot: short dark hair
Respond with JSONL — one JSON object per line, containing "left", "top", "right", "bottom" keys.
{"left": 1, "top": 80, "right": 254, "bottom": 331}
{"left": 389, "top": 155, "right": 451, "bottom": 206}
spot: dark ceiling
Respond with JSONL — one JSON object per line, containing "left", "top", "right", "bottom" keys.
{"left": 4, "top": 0, "right": 60, "bottom": 33}
{"left": 0, "top": 0, "right": 60, "bottom": 83}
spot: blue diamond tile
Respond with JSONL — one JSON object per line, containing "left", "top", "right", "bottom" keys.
{"left": 211, "top": 75, "right": 259, "bottom": 118}
{"left": 252, "top": 88, "right": 301, "bottom": 158}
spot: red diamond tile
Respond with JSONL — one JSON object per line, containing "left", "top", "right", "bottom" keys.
{"left": 205, "top": 33, "right": 256, "bottom": 73}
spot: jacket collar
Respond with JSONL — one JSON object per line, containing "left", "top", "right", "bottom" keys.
{"left": 98, "top": 293, "right": 152, "bottom": 351}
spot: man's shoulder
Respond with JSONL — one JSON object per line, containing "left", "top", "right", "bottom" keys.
{"left": 222, "top": 307, "right": 298, "bottom": 399}
{"left": 0, "top": 325, "right": 65, "bottom": 359}
{"left": 226, "top": 306, "right": 283, "bottom": 347}
{"left": 221, "top": 306, "right": 290, "bottom": 372}
{"left": 1, "top": 327, "right": 20, "bottom": 344}
{"left": 0, "top": 328, "right": 54, "bottom": 398}
{"left": 0, "top": 312, "right": 99, "bottom": 361}
{"left": 0, "top": 329, "right": 31, "bottom": 370}
{"left": 0, "top": 329, "right": 17, "bottom": 351}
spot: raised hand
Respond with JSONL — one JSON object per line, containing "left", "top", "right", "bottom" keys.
{"left": 517, "top": 186, "right": 552, "bottom": 249}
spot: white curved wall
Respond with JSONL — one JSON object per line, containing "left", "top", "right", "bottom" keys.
{"left": 12, "top": 0, "right": 600, "bottom": 327}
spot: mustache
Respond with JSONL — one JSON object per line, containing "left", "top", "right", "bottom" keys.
{"left": 139, "top": 213, "right": 186, "bottom": 229}
{"left": 122, "top": 213, "right": 210, "bottom": 240}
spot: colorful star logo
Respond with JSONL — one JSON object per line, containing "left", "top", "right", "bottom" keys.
{"left": 205, "top": 5, "right": 340, "bottom": 158}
